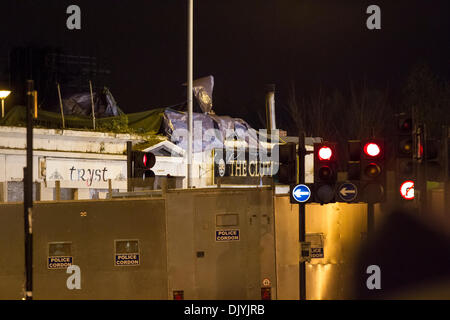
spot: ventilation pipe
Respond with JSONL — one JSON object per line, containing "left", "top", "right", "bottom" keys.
{"left": 265, "top": 84, "right": 276, "bottom": 132}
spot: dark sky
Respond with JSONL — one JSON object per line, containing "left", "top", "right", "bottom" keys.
{"left": 2, "top": 0, "right": 449, "bottom": 128}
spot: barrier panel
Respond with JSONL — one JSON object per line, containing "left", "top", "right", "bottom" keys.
{"left": 274, "top": 196, "right": 371, "bottom": 300}
{"left": 0, "top": 187, "right": 276, "bottom": 300}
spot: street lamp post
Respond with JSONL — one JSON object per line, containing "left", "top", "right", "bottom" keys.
{"left": 0, "top": 90, "right": 11, "bottom": 118}
{"left": 187, "top": 0, "right": 193, "bottom": 188}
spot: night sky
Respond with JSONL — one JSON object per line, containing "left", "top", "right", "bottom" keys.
{"left": 2, "top": 0, "right": 449, "bottom": 128}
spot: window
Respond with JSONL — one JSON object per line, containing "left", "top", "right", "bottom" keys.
{"left": 216, "top": 213, "right": 239, "bottom": 227}
{"left": 48, "top": 242, "right": 72, "bottom": 256}
{"left": 114, "top": 239, "right": 140, "bottom": 267}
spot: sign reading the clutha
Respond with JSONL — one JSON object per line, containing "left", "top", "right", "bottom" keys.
{"left": 45, "top": 158, "right": 127, "bottom": 189}
{"left": 213, "top": 149, "right": 275, "bottom": 178}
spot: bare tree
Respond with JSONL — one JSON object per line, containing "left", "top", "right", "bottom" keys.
{"left": 347, "top": 81, "right": 392, "bottom": 139}
{"left": 284, "top": 81, "right": 392, "bottom": 142}
{"left": 404, "top": 63, "right": 450, "bottom": 137}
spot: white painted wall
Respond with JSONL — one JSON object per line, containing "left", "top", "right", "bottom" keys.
{"left": 0, "top": 126, "right": 147, "bottom": 154}
{"left": 0, "top": 126, "right": 317, "bottom": 200}
{"left": 0, "top": 126, "right": 152, "bottom": 201}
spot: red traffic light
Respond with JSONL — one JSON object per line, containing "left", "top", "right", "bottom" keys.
{"left": 135, "top": 152, "right": 155, "bottom": 168}
{"left": 400, "top": 180, "right": 414, "bottom": 200}
{"left": 362, "top": 139, "right": 384, "bottom": 160}
{"left": 399, "top": 118, "right": 412, "bottom": 131}
{"left": 318, "top": 147, "right": 333, "bottom": 160}
{"left": 364, "top": 143, "right": 381, "bottom": 157}
{"left": 314, "top": 142, "right": 337, "bottom": 184}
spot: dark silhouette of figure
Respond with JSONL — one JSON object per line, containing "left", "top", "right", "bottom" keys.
{"left": 353, "top": 209, "right": 450, "bottom": 299}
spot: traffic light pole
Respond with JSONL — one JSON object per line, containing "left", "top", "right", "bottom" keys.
{"left": 298, "top": 131, "right": 306, "bottom": 300}
{"left": 187, "top": 0, "right": 193, "bottom": 188}
{"left": 444, "top": 126, "right": 449, "bottom": 217}
{"left": 419, "top": 124, "right": 428, "bottom": 215}
{"left": 24, "top": 80, "right": 34, "bottom": 300}
{"left": 127, "top": 141, "right": 132, "bottom": 192}
{"left": 415, "top": 124, "right": 428, "bottom": 215}
{"left": 367, "top": 202, "right": 374, "bottom": 234}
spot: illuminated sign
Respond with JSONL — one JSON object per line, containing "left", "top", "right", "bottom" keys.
{"left": 215, "top": 229, "right": 240, "bottom": 242}
{"left": 114, "top": 240, "right": 140, "bottom": 266}
{"left": 48, "top": 256, "right": 73, "bottom": 269}
{"left": 45, "top": 158, "right": 127, "bottom": 189}
{"left": 115, "top": 254, "right": 140, "bottom": 266}
{"left": 400, "top": 180, "right": 414, "bottom": 200}
{"left": 292, "top": 184, "right": 311, "bottom": 203}
{"left": 213, "top": 149, "right": 275, "bottom": 178}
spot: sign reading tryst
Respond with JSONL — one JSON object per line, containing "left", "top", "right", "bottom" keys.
{"left": 337, "top": 182, "right": 358, "bottom": 202}
{"left": 216, "top": 229, "right": 240, "bottom": 242}
{"left": 292, "top": 184, "right": 311, "bottom": 203}
{"left": 45, "top": 158, "right": 127, "bottom": 189}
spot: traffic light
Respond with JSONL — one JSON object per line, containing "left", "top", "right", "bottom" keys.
{"left": 132, "top": 151, "right": 156, "bottom": 187}
{"left": 331, "top": 140, "right": 362, "bottom": 204}
{"left": 313, "top": 142, "right": 337, "bottom": 204}
{"left": 347, "top": 140, "right": 361, "bottom": 180}
{"left": 314, "top": 143, "right": 337, "bottom": 182}
{"left": 278, "top": 142, "right": 297, "bottom": 184}
{"left": 395, "top": 114, "right": 414, "bottom": 200}
{"left": 446, "top": 130, "right": 450, "bottom": 181}
{"left": 360, "top": 139, "right": 386, "bottom": 203}
{"left": 424, "top": 139, "right": 443, "bottom": 182}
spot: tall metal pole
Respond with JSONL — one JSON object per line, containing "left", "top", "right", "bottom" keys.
{"left": 187, "top": 0, "right": 193, "bottom": 188}
{"left": 24, "top": 80, "right": 34, "bottom": 300}
{"left": 56, "top": 83, "right": 65, "bottom": 129}
{"left": 367, "top": 203, "right": 374, "bottom": 234}
{"left": 298, "top": 131, "right": 306, "bottom": 300}
{"left": 420, "top": 124, "right": 428, "bottom": 215}
{"left": 415, "top": 124, "right": 427, "bottom": 214}
{"left": 89, "top": 80, "right": 96, "bottom": 130}
{"left": 127, "top": 141, "right": 132, "bottom": 192}
{"left": 443, "top": 126, "right": 449, "bottom": 217}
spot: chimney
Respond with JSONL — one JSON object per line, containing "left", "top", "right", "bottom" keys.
{"left": 265, "top": 84, "right": 276, "bottom": 132}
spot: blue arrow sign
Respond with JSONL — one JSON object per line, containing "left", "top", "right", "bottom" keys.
{"left": 292, "top": 184, "right": 311, "bottom": 203}
{"left": 338, "top": 183, "right": 358, "bottom": 202}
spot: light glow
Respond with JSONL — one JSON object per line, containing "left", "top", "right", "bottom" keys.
{"left": 364, "top": 142, "right": 381, "bottom": 157}
{"left": 400, "top": 180, "right": 414, "bottom": 200}
{"left": 0, "top": 90, "right": 11, "bottom": 99}
{"left": 318, "top": 147, "right": 332, "bottom": 160}
{"left": 143, "top": 154, "right": 147, "bottom": 167}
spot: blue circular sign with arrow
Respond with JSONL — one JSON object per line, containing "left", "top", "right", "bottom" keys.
{"left": 292, "top": 184, "right": 311, "bottom": 203}
{"left": 338, "top": 182, "right": 358, "bottom": 202}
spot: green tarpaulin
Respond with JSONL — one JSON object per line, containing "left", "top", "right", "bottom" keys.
{"left": 0, "top": 105, "right": 165, "bottom": 135}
